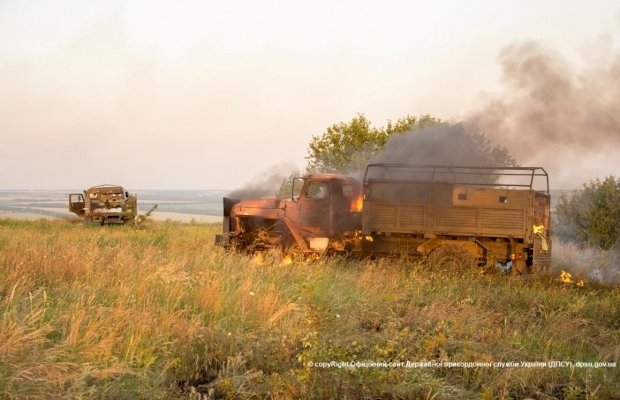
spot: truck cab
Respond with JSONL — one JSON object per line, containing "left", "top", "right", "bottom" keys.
{"left": 221, "top": 174, "right": 363, "bottom": 251}
{"left": 283, "top": 174, "right": 362, "bottom": 247}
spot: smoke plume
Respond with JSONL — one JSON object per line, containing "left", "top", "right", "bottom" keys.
{"left": 227, "top": 163, "right": 299, "bottom": 199}
{"left": 466, "top": 40, "right": 620, "bottom": 181}
{"left": 371, "top": 123, "right": 514, "bottom": 168}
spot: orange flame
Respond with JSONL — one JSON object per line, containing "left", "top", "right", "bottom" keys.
{"left": 281, "top": 254, "right": 293, "bottom": 266}
{"left": 351, "top": 195, "right": 363, "bottom": 212}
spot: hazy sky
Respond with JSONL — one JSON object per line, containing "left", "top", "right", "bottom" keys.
{"left": 1, "top": 0, "right": 619, "bottom": 190}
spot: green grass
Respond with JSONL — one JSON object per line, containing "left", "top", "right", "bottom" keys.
{"left": 0, "top": 219, "right": 618, "bottom": 399}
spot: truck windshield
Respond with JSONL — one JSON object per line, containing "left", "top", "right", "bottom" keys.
{"left": 305, "top": 181, "right": 329, "bottom": 199}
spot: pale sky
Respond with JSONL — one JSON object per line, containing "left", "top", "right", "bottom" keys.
{"left": 1, "top": 0, "right": 619, "bottom": 190}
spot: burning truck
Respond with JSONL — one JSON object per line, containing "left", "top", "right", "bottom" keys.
{"left": 216, "top": 165, "right": 551, "bottom": 273}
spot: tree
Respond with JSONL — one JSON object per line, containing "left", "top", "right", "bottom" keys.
{"left": 305, "top": 113, "right": 514, "bottom": 174}
{"left": 305, "top": 113, "right": 381, "bottom": 174}
{"left": 556, "top": 176, "right": 620, "bottom": 250}
{"left": 384, "top": 114, "right": 441, "bottom": 135}
{"left": 305, "top": 113, "right": 442, "bottom": 174}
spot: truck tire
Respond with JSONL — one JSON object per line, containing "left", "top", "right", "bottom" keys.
{"left": 427, "top": 245, "right": 478, "bottom": 272}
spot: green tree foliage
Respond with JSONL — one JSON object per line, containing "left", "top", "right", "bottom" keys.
{"left": 556, "top": 176, "right": 620, "bottom": 250}
{"left": 305, "top": 113, "right": 515, "bottom": 174}
{"left": 305, "top": 113, "right": 441, "bottom": 173}
{"left": 305, "top": 113, "right": 382, "bottom": 174}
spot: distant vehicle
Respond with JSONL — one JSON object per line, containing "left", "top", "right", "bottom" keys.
{"left": 217, "top": 165, "right": 551, "bottom": 273}
{"left": 69, "top": 184, "right": 137, "bottom": 225}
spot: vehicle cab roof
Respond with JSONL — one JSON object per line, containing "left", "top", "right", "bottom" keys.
{"left": 86, "top": 184, "right": 126, "bottom": 191}
{"left": 305, "top": 173, "right": 359, "bottom": 184}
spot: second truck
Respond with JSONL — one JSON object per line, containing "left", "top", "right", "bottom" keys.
{"left": 69, "top": 184, "right": 137, "bottom": 225}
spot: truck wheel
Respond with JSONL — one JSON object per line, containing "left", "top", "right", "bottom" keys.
{"left": 427, "top": 245, "right": 478, "bottom": 272}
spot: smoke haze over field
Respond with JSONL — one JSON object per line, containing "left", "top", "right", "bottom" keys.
{"left": 0, "top": 1, "right": 619, "bottom": 190}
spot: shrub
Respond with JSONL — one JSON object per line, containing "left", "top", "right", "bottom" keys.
{"left": 556, "top": 176, "right": 620, "bottom": 250}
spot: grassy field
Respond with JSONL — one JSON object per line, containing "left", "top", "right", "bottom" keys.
{"left": 0, "top": 219, "right": 618, "bottom": 399}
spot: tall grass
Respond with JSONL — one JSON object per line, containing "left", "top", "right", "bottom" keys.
{"left": 0, "top": 219, "right": 618, "bottom": 399}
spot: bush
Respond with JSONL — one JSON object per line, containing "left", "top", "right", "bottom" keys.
{"left": 556, "top": 176, "right": 620, "bottom": 250}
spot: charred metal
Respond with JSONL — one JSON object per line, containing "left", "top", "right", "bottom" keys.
{"left": 69, "top": 184, "right": 137, "bottom": 225}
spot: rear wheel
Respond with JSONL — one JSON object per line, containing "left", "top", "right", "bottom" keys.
{"left": 427, "top": 245, "right": 479, "bottom": 272}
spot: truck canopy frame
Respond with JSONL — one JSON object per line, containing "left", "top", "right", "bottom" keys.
{"left": 364, "top": 164, "right": 549, "bottom": 194}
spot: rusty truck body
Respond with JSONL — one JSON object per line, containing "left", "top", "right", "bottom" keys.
{"left": 218, "top": 165, "right": 551, "bottom": 272}
{"left": 218, "top": 174, "right": 363, "bottom": 252}
{"left": 69, "top": 184, "right": 137, "bottom": 225}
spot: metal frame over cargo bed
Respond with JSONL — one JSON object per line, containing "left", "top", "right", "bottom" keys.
{"left": 361, "top": 164, "right": 550, "bottom": 241}
{"left": 363, "top": 164, "right": 549, "bottom": 194}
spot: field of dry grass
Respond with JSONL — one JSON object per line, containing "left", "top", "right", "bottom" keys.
{"left": 0, "top": 218, "right": 618, "bottom": 399}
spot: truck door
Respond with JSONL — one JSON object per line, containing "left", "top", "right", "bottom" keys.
{"left": 298, "top": 179, "right": 331, "bottom": 235}
{"left": 69, "top": 193, "right": 85, "bottom": 216}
